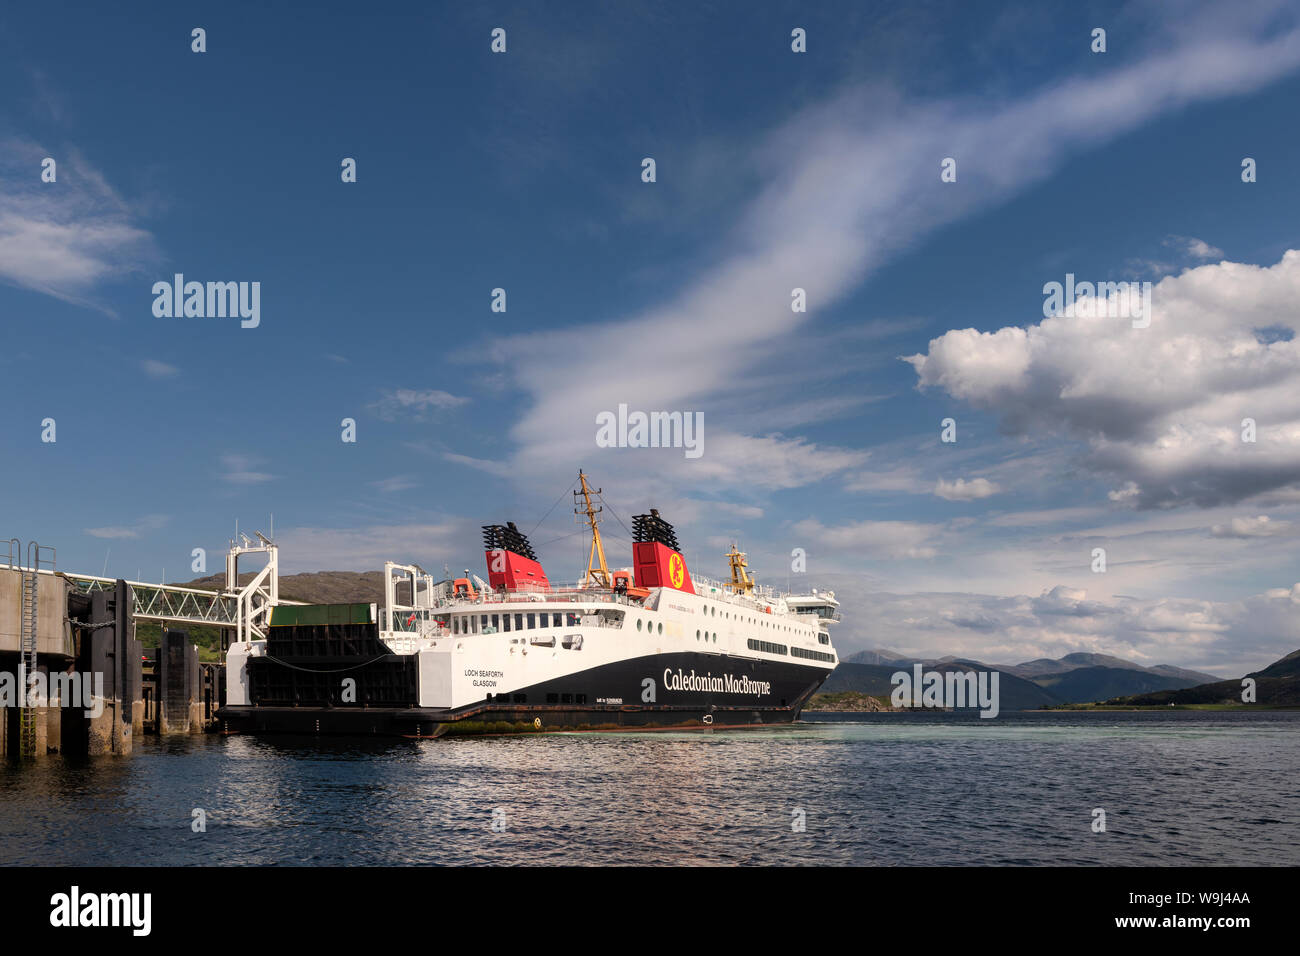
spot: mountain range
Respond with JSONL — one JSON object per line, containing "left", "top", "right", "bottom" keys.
{"left": 833, "top": 648, "right": 1224, "bottom": 707}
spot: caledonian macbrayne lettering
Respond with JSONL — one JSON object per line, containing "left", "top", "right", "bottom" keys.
{"left": 663, "top": 668, "right": 772, "bottom": 696}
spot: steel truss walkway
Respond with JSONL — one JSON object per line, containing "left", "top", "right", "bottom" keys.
{"left": 3, "top": 534, "right": 302, "bottom": 643}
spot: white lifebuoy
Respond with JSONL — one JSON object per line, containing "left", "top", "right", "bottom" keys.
{"left": 702, "top": 714, "right": 714, "bottom": 725}
{"left": 533, "top": 717, "right": 542, "bottom": 729}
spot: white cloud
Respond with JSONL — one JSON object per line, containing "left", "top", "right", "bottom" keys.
{"left": 473, "top": 15, "right": 1300, "bottom": 507}
{"left": 792, "top": 517, "right": 939, "bottom": 559}
{"left": 369, "top": 388, "right": 468, "bottom": 422}
{"left": 0, "top": 142, "right": 157, "bottom": 310}
{"left": 220, "top": 453, "right": 276, "bottom": 485}
{"left": 141, "top": 359, "right": 178, "bottom": 379}
{"left": 276, "top": 520, "right": 471, "bottom": 572}
{"left": 907, "top": 251, "right": 1300, "bottom": 508}
{"left": 1210, "top": 515, "right": 1291, "bottom": 538}
{"left": 84, "top": 514, "right": 169, "bottom": 539}
{"left": 1173, "top": 235, "right": 1225, "bottom": 260}
{"left": 371, "top": 475, "right": 418, "bottom": 494}
{"left": 828, "top": 580, "right": 1300, "bottom": 676}
{"left": 935, "top": 477, "right": 1000, "bottom": 501}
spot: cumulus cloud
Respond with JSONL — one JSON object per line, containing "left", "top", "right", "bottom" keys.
{"left": 935, "top": 477, "right": 1000, "bottom": 500}
{"left": 1170, "top": 235, "right": 1224, "bottom": 260}
{"left": 906, "top": 251, "right": 1300, "bottom": 508}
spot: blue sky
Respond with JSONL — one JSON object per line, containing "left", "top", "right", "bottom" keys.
{"left": 3, "top": 0, "right": 1300, "bottom": 673}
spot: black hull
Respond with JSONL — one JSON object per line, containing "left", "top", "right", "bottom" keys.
{"left": 221, "top": 650, "right": 833, "bottom": 737}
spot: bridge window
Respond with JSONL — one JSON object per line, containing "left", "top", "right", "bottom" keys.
{"left": 527, "top": 613, "right": 536, "bottom": 629}
{"left": 539, "top": 614, "right": 548, "bottom": 628}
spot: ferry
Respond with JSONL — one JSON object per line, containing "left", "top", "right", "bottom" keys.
{"left": 220, "top": 472, "right": 840, "bottom": 735}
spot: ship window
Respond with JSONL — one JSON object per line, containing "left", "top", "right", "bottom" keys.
{"left": 513, "top": 694, "right": 526, "bottom": 703}
{"left": 576, "top": 694, "right": 587, "bottom": 704}
{"left": 657, "top": 623, "right": 663, "bottom": 635}
{"left": 527, "top": 613, "right": 536, "bottom": 629}
{"left": 481, "top": 615, "right": 489, "bottom": 631}
{"left": 553, "top": 613, "right": 562, "bottom": 627}
{"left": 561, "top": 693, "right": 573, "bottom": 704}
{"left": 515, "top": 614, "right": 524, "bottom": 631}
{"left": 539, "top": 614, "right": 548, "bottom": 628}
{"left": 502, "top": 614, "right": 510, "bottom": 632}
{"left": 696, "top": 630, "right": 700, "bottom": 640}
{"left": 637, "top": 619, "right": 643, "bottom": 632}
{"left": 546, "top": 693, "right": 558, "bottom": 704}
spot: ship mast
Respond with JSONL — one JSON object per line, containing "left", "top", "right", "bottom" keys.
{"left": 575, "top": 470, "right": 612, "bottom": 588}
{"left": 725, "top": 543, "right": 755, "bottom": 593}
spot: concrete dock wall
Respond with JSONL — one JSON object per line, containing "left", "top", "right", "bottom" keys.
{"left": 0, "top": 568, "right": 72, "bottom": 656}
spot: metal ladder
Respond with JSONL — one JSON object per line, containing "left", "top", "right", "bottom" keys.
{"left": 12, "top": 540, "right": 55, "bottom": 759}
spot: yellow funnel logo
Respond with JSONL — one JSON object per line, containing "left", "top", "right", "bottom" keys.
{"left": 668, "top": 552, "right": 685, "bottom": 589}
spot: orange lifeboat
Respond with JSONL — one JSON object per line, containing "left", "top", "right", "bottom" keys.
{"left": 612, "top": 570, "right": 651, "bottom": 600}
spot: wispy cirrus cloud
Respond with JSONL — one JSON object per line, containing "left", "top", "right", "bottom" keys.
{"left": 0, "top": 140, "right": 157, "bottom": 312}
{"left": 220, "top": 453, "right": 276, "bottom": 485}
{"left": 369, "top": 388, "right": 469, "bottom": 422}
{"left": 84, "top": 514, "right": 169, "bottom": 539}
{"left": 470, "top": 6, "right": 1300, "bottom": 508}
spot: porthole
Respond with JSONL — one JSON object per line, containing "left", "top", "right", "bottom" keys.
{"left": 657, "top": 622, "right": 663, "bottom": 635}
{"left": 637, "top": 619, "right": 643, "bottom": 631}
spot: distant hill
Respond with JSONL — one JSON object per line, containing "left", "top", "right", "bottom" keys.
{"left": 1030, "top": 665, "right": 1208, "bottom": 702}
{"left": 819, "top": 662, "right": 902, "bottom": 698}
{"left": 174, "top": 570, "right": 392, "bottom": 606}
{"left": 844, "top": 648, "right": 910, "bottom": 666}
{"left": 821, "top": 659, "right": 1060, "bottom": 710}
{"left": 1115, "top": 648, "right": 1300, "bottom": 707}
{"left": 834, "top": 648, "right": 1223, "bottom": 706}
{"left": 999, "top": 652, "right": 1220, "bottom": 684}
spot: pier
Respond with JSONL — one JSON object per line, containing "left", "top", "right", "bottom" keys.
{"left": 0, "top": 535, "right": 289, "bottom": 758}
